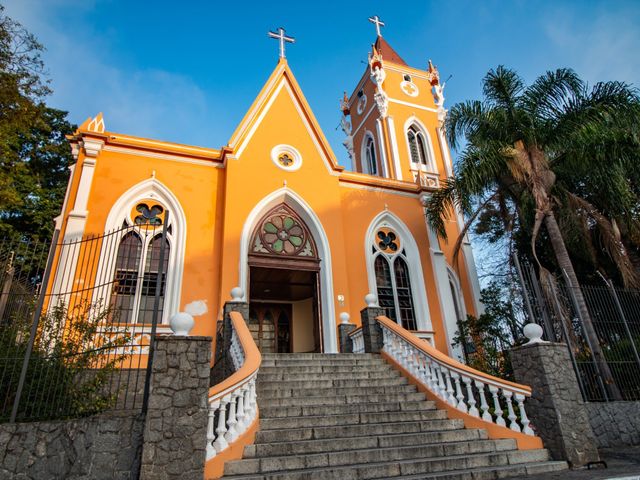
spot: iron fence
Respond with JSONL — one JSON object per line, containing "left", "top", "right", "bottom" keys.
{"left": 514, "top": 256, "right": 640, "bottom": 402}
{"left": 0, "top": 214, "right": 169, "bottom": 422}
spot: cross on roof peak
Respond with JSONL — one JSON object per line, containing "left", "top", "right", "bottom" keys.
{"left": 268, "top": 27, "right": 295, "bottom": 59}
{"left": 368, "top": 15, "right": 385, "bottom": 37}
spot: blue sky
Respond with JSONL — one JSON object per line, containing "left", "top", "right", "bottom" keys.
{"left": 4, "top": 0, "right": 640, "bottom": 171}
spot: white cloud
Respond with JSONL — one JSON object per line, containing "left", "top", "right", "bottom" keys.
{"left": 544, "top": 5, "right": 640, "bottom": 85}
{"left": 3, "top": 0, "right": 221, "bottom": 146}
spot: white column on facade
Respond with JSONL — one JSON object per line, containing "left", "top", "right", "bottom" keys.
{"left": 422, "top": 197, "right": 465, "bottom": 362}
{"left": 385, "top": 116, "right": 403, "bottom": 181}
{"left": 436, "top": 127, "right": 483, "bottom": 315}
{"left": 375, "top": 119, "right": 389, "bottom": 178}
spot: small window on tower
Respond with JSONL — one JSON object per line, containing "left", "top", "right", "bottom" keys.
{"left": 403, "top": 74, "right": 412, "bottom": 82}
{"left": 357, "top": 90, "right": 364, "bottom": 98}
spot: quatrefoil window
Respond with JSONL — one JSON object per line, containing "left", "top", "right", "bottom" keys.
{"left": 134, "top": 203, "right": 164, "bottom": 226}
{"left": 278, "top": 153, "right": 293, "bottom": 167}
{"left": 377, "top": 229, "right": 400, "bottom": 252}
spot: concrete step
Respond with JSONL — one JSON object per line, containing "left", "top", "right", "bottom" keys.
{"left": 255, "top": 418, "right": 466, "bottom": 443}
{"left": 223, "top": 448, "right": 551, "bottom": 478}
{"left": 257, "top": 384, "right": 418, "bottom": 399}
{"left": 257, "top": 377, "right": 408, "bottom": 390}
{"left": 260, "top": 409, "right": 448, "bottom": 430}
{"left": 259, "top": 363, "right": 393, "bottom": 374}
{"left": 258, "top": 399, "right": 436, "bottom": 418}
{"left": 225, "top": 439, "right": 519, "bottom": 475}
{"left": 243, "top": 428, "right": 488, "bottom": 458}
{"left": 261, "top": 353, "right": 378, "bottom": 360}
{"left": 397, "top": 460, "right": 568, "bottom": 479}
{"left": 258, "top": 391, "right": 427, "bottom": 407}
{"left": 258, "top": 370, "right": 400, "bottom": 381}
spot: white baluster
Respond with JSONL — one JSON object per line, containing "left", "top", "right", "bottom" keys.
{"left": 489, "top": 386, "right": 506, "bottom": 427}
{"left": 475, "top": 380, "right": 493, "bottom": 422}
{"left": 502, "top": 390, "right": 521, "bottom": 432}
{"left": 451, "top": 372, "right": 467, "bottom": 412}
{"left": 463, "top": 376, "right": 479, "bottom": 417}
{"left": 515, "top": 393, "right": 534, "bottom": 435}
{"left": 422, "top": 356, "right": 434, "bottom": 390}
{"left": 435, "top": 364, "right": 447, "bottom": 400}
{"left": 213, "top": 397, "right": 230, "bottom": 453}
{"left": 235, "top": 386, "right": 246, "bottom": 431}
{"left": 225, "top": 392, "right": 238, "bottom": 442}
{"left": 443, "top": 369, "right": 457, "bottom": 406}
{"left": 206, "top": 401, "right": 218, "bottom": 459}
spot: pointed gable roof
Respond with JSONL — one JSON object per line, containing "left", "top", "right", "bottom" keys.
{"left": 226, "top": 59, "right": 344, "bottom": 172}
{"left": 374, "top": 36, "right": 408, "bottom": 66}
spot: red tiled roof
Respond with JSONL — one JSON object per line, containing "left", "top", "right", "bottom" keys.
{"left": 374, "top": 36, "right": 408, "bottom": 66}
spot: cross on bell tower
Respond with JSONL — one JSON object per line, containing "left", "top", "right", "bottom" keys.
{"left": 368, "top": 15, "right": 385, "bottom": 37}
{"left": 268, "top": 27, "right": 295, "bottom": 59}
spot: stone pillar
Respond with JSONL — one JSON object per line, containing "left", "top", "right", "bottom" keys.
{"left": 360, "top": 294, "right": 385, "bottom": 353}
{"left": 511, "top": 341, "right": 600, "bottom": 467}
{"left": 140, "top": 335, "right": 212, "bottom": 480}
{"left": 338, "top": 312, "right": 356, "bottom": 353}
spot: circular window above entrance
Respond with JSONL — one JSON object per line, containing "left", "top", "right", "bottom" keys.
{"left": 251, "top": 204, "right": 317, "bottom": 259}
{"left": 271, "top": 144, "right": 302, "bottom": 172}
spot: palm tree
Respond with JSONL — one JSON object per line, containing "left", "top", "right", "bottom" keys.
{"left": 426, "top": 67, "right": 640, "bottom": 400}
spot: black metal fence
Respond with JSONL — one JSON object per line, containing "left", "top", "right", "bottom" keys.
{"left": 0, "top": 215, "right": 169, "bottom": 422}
{"left": 514, "top": 256, "right": 640, "bottom": 402}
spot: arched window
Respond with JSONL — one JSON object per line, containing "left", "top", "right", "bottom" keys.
{"left": 372, "top": 228, "right": 417, "bottom": 330}
{"left": 363, "top": 136, "right": 378, "bottom": 175}
{"left": 109, "top": 202, "right": 172, "bottom": 324}
{"left": 407, "top": 124, "right": 429, "bottom": 168}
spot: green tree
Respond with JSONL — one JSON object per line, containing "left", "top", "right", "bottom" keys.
{"left": 426, "top": 66, "right": 640, "bottom": 400}
{"left": 0, "top": 5, "right": 74, "bottom": 240}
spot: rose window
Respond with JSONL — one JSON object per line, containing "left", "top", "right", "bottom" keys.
{"left": 262, "top": 215, "right": 306, "bottom": 254}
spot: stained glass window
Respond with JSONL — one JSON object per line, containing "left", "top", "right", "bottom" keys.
{"left": 252, "top": 205, "right": 317, "bottom": 258}
{"left": 365, "top": 137, "right": 378, "bottom": 175}
{"left": 372, "top": 228, "right": 417, "bottom": 330}
{"left": 407, "top": 125, "right": 429, "bottom": 167}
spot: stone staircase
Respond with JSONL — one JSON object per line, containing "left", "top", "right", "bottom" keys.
{"left": 221, "top": 353, "right": 567, "bottom": 479}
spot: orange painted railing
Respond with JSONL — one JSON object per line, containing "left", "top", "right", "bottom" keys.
{"left": 377, "top": 315, "right": 543, "bottom": 450}
{"left": 205, "top": 311, "right": 261, "bottom": 479}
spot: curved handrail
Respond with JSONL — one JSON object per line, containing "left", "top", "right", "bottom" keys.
{"left": 206, "top": 311, "right": 262, "bottom": 461}
{"left": 377, "top": 315, "right": 535, "bottom": 436}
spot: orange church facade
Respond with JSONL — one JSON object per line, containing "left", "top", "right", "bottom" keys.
{"left": 54, "top": 34, "right": 482, "bottom": 359}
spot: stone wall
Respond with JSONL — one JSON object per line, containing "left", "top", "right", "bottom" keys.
{"left": 0, "top": 411, "right": 143, "bottom": 480}
{"left": 139, "top": 335, "right": 211, "bottom": 480}
{"left": 586, "top": 401, "right": 640, "bottom": 447}
{"left": 511, "top": 342, "right": 599, "bottom": 467}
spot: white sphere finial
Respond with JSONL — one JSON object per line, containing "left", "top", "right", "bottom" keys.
{"left": 339, "top": 312, "right": 350, "bottom": 324}
{"left": 230, "top": 287, "right": 244, "bottom": 302}
{"left": 365, "top": 293, "right": 378, "bottom": 308}
{"left": 523, "top": 322, "right": 546, "bottom": 345}
{"left": 170, "top": 312, "right": 195, "bottom": 336}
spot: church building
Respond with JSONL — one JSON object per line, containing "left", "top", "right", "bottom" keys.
{"left": 56, "top": 20, "right": 482, "bottom": 360}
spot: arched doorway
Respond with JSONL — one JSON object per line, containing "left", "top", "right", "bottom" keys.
{"left": 247, "top": 204, "right": 322, "bottom": 353}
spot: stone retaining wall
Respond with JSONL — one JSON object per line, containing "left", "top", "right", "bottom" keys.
{"left": 0, "top": 411, "right": 143, "bottom": 480}
{"left": 586, "top": 401, "right": 640, "bottom": 448}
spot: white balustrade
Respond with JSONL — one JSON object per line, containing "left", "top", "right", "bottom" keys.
{"left": 206, "top": 291, "right": 261, "bottom": 461}
{"left": 349, "top": 327, "right": 365, "bottom": 354}
{"left": 379, "top": 319, "right": 536, "bottom": 436}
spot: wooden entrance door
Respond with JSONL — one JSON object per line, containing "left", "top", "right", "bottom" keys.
{"left": 248, "top": 303, "right": 292, "bottom": 353}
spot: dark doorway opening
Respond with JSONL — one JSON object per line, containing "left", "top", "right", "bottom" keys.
{"left": 248, "top": 266, "right": 321, "bottom": 353}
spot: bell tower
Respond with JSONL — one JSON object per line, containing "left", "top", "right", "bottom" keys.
{"left": 340, "top": 18, "right": 453, "bottom": 188}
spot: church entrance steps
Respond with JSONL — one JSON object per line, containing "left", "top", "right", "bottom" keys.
{"left": 220, "top": 353, "right": 567, "bottom": 479}
{"left": 258, "top": 399, "right": 436, "bottom": 418}
{"left": 258, "top": 391, "right": 428, "bottom": 407}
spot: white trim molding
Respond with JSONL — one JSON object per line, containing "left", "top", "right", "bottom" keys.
{"left": 364, "top": 210, "right": 432, "bottom": 331}
{"left": 238, "top": 187, "right": 338, "bottom": 353}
